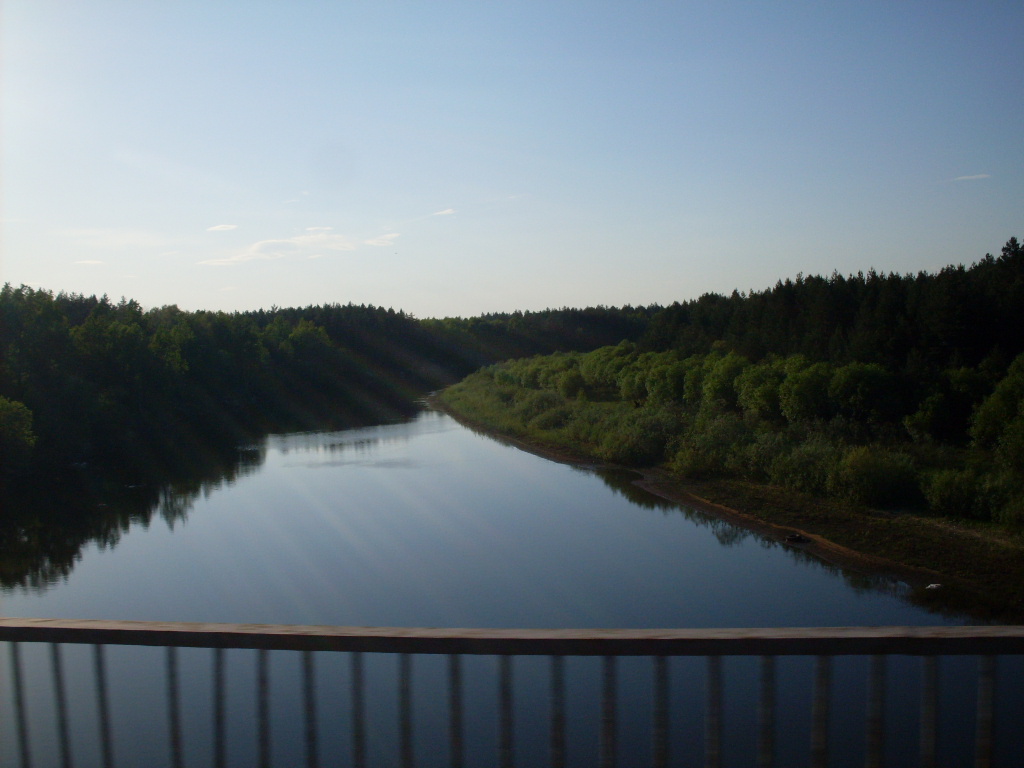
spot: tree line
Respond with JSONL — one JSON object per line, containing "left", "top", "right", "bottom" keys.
{"left": 440, "top": 238, "right": 1024, "bottom": 525}
{"left": 4, "top": 237, "right": 1022, "bottom": 523}
{"left": 0, "top": 287, "right": 653, "bottom": 481}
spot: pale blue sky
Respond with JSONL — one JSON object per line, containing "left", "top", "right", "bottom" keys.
{"left": 2, "top": 1, "right": 1021, "bottom": 318}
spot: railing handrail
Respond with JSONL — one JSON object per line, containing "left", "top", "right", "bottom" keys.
{"left": 2, "top": 618, "right": 1023, "bottom": 655}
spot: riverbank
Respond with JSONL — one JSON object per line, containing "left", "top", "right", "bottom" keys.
{"left": 430, "top": 395, "right": 1024, "bottom": 624}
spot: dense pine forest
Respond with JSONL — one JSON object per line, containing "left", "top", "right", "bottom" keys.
{"left": 441, "top": 238, "right": 1024, "bottom": 526}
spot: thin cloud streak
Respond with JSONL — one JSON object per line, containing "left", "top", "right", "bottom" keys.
{"left": 200, "top": 232, "right": 357, "bottom": 266}
{"left": 364, "top": 233, "right": 400, "bottom": 246}
{"left": 433, "top": 208, "right": 456, "bottom": 216}
{"left": 953, "top": 174, "right": 991, "bottom": 181}
{"left": 207, "top": 224, "right": 238, "bottom": 231}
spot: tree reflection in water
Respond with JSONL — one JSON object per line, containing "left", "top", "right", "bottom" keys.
{"left": 0, "top": 439, "right": 266, "bottom": 592}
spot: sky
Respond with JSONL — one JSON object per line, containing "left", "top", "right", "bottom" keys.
{"left": 2, "top": 1, "right": 1022, "bottom": 319}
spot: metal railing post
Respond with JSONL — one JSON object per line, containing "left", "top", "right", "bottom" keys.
{"left": 50, "top": 643, "right": 73, "bottom": 768}
{"left": 167, "top": 646, "right": 183, "bottom": 768}
{"left": 499, "top": 655, "right": 514, "bottom": 768}
{"left": 653, "top": 656, "right": 669, "bottom": 768}
{"left": 448, "top": 654, "right": 463, "bottom": 768}
{"left": 600, "top": 655, "right": 617, "bottom": 768}
{"left": 213, "top": 647, "right": 226, "bottom": 768}
{"left": 810, "top": 655, "right": 831, "bottom": 768}
{"left": 94, "top": 644, "right": 115, "bottom": 768}
{"left": 865, "top": 655, "right": 885, "bottom": 768}
{"left": 11, "top": 642, "right": 33, "bottom": 768}
{"left": 975, "top": 655, "right": 995, "bottom": 768}
{"left": 400, "top": 653, "right": 414, "bottom": 768}
{"left": 303, "top": 650, "right": 319, "bottom": 768}
{"left": 257, "top": 648, "right": 270, "bottom": 768}
{"left": 757, "top": 655, "right": 775, "bottom": 768}
{"left": 550, "top": 655, "right": 566, "bottom": 768}
{"left": 920, "top": 656, "right": 938, "bottom": 768}
{"left": 351, "top": 652, "right": 366, "bottom": 768}
{"left": 705, "top": 655, "right": 722, "bottom": 768}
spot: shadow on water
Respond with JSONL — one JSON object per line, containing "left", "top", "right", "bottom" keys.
{"left": 0, "top": 438, "right": 267, "bottom": 592}
{"left": 580, "top": 466, "right": 981, "bottom": 624}
{"left": 0, "top": 409, "right": 422, "bottom": 593}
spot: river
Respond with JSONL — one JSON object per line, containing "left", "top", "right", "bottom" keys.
{"left": 1, "top": 406, "right": 1018, "bottom": 766}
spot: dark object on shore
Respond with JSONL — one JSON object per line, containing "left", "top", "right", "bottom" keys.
{"left": 786, "top": 533, "right": 811, "bottom": 544}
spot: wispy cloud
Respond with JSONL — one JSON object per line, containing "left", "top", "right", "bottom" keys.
{"left": 433, "top": 208, "right": 456, "bottom": 216}
{"left": 306, "top": 226, "right": 333, "bottom": 232}
{"left": 74, "top": 260, "right": 105, "bottom": 265}
{"left": 207, "top": 224, "right": 238, "bottom": 231}
{"left": 364, "top": 233, "right": 401, "bottom": 246}
{"left": 953, "top": 174, "right": 991, "bottom": 181}
{"left": 200, "top": 232, "right": 357, "bottom": 266}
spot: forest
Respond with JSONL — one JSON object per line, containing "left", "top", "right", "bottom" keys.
{"left": 440, "top": 238, "right": 1024, "bottom": 526}
{"left": 2, "top": 239, "right": 1023, "bottom": 530}
{"left": 0, "top": 286, "right": 653, "bottom": 481}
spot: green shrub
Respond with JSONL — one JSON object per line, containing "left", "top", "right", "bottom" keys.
{"left": 529, "top": 406, "right": 574, "bottom": 431}
{"left": 670, "top": 412, "right": 752, "bottom": 478}
{"left": 779, "top": 363, "right": 834, "bottom": 422}
{"left": 642, "top": 360, "right": 684, "bottom": 404}
{"left": 995, "top": 405, "right": 1024, "bottom": 474}
{"left": 701, "top": 353, "right": 748, "bottom": 411}
{"left": 0, "top": 396, "right": 37, "bottom": 475}
{"left": 557, "top": 368, "right": 585, "bottom": 399}
{"left": 682, "top": 354, "right": 714, "bottom": 408}
{"left": 736, "top": 428, "right": 789, "bottom": 481}
{"left": 994, "top": 493, "right": 1024, "bottom": 526}
{"left": 923, "top": 468, "right": 984, "bottom": 518}
{"left": 767, "top": 436, "right": 843, "bottom": 495}
{"left": 971, "top": 353, "right": 1024, "bottom": 447}
{"left": 736, "top": 362, "right": 785, "bottom": 421}
{"left": 512, "top": 390, "right": 564, "bottom": 422}
{"left": 578, "top": 342, "right": 637, "bottom": 391}
{"left": 833, "top": 446, "right": 920, "bottom": 508}
{"left": 829, "top": 363, "right": 900, "bottom": 423}
{"left": 598, "top": 407, "right": 681, "bottom": 466}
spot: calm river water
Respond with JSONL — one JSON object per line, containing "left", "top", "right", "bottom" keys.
{"left": 1, "top": 406, "right": 1018, "bottom": 766}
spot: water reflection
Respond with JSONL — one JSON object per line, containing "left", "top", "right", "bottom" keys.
{"left": 0, "top": 412, "right": 441, "bottom": 594}
{"left": 0, "top": 408, "right": 989, "bottom": 625}
{"left": 0, "top": 441, "right": 265, "bottom": 591}
{"left": 1, "top": 409, "right": 1018, "bottom": 767}
{"left": 584, "top": 463, "right": 957, "bottom": 619}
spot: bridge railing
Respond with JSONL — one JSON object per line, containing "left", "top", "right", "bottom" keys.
{"left": 2, "top": 619, "right": 1022, "bottom": 768}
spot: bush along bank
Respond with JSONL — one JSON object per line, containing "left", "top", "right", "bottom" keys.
{"left": 438, "top": 345, "right": 1024, "bottom": 620}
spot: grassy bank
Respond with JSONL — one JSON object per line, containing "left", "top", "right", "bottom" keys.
{"left": 437, "top": 369, "right": 1024, "bottom": 623}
